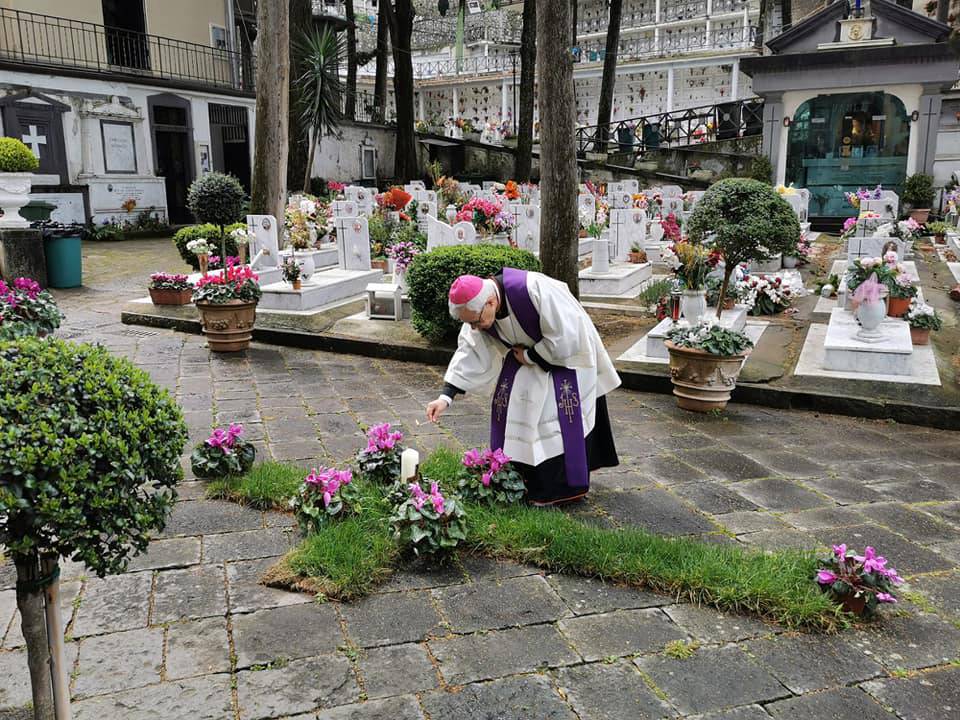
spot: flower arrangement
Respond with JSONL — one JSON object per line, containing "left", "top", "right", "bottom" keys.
{"left": 286, "top": 209, "right": 312, "bottom": 250}
{"left": 0, "top": 277, "right": 62, "bottom": 340}
{"left": 458, "top": 196, "right": 515, "bottom": 236}
{"left": 661, "top": 212, "right": 682, "bottom": 243}
{"left": 230, "top": 227, "right": 252, "bottom": 247}
{"left": 906, "top": 299, "right": 942, "bottom": 331}
{"left": 390, "top": 481, "right": 468, "bottom": 556}
{"left": 148, "top": 273, "right": 192, "bottom": 291}
{"left": 816, "top": 544, "right": 903, "bottom": 616}
{"left": 388, "top": 240, "right": 420, "bottom": 274}
{"left": 356, "top": 422, "right": 404, "bottom": 484}
{"left": 190, "top": 423, "right": 256, "bottom": 478}
{"left": 327, "top": 180, "right": 346, "bottom": 195}
{"left": 843, "top": 185, "right": 883, "bottom": 209}
{"left": 434, "top": 176, "right": 463, "bottom": 208}
{"left": 458, "top": 447, "right": 525, "bottom": 505}
{"left": 667, "top": 320, "right": 753, "bottom": 356}
{"left": 581, "top": 201, "right": 608, "bottom": 240}
{"left": 378, "top": 187, "right": 413, "bottom": 212}
{"left": 663, "top": 240, "right": 711, "bottom": 290}
{"left": 736, "top": 275, "right": 794, "bottom": 315}
{"left": 290, "top": 466, "right": 359, "bottom": 534}
{"left": 846, "top": 257, "right": 898, "bottom": 292}
{"left": 888, "top": 270, "right": 918, "bottom": 300}
{"left": 840, "top": 217, "right": 858, "bottom": 241}
{"left": 186, "top": 238, "right": 213, "bottom": 256}
{"left": 875, "top": 218, "right": 921, "bottom": 243}
{"left": 281, "top": 258, "right": 302, "bottom": 284}
{"left": 415, "top": 120, "right": 429, "bottom": 133}
{"left": 796, "top": 234, "right": 813, "bottom": 263}
{"left": 192, "top": 259, "right": 262, "bottom": 304}
{"left": 632, "top": 193, "right": 648, "bottom": 209}
{"left": 775, "top": 184, "right": 797, "bottom": 196}
{"left": 503, "top": 180, "right": 521, "bottom": 200}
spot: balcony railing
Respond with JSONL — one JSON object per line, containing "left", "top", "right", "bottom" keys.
{"left": 0, "top": 8, "right": 255, "bottom": 94}
{"left": 574, "top": 24, "right": 760, "bottom": 65}
{"left": 576, "top": 98, "right": 764, "bottom": 157}
{"left": 414, "top": 53, "right": 517, "bottom": 80}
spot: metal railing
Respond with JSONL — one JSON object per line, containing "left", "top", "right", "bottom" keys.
{"left": 341, "top": 88, "right": 388, "bottom": 125}
{"left": 574, "top": 24, "right": 760, "bottom": 65}
{"left": 0, "top": 8, "right": 255, "bottom": 93}
{"left": 413, "top": 53, "right": 515, "bottom": 80}
{"left": 576, "top": 98, "right": 764, "bottom": 157}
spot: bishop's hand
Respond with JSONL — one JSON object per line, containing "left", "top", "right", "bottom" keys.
{"left": 512, "top": 346, "right": 533, "bottom": 366}
{"left": 426, "top": 398, "right": 448, "bottom": 423}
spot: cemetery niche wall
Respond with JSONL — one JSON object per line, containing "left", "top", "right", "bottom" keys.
{"left": 741, "top": 0, "right": 957, "bottom": 221}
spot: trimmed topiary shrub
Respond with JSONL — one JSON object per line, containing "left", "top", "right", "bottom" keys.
{"left": 406, "top": 244, "right": 540, "bottom": 343}
{"left": 186, "top": 172, "right": 247, "bottom": 259}
{"left": 903, "top": 173, "right": 935, "bottom": 209}
{"left": 0, "top": 137, "right": 39, "bottom": 173}
{"left": 686, "top": 177, "right": 799, "bottom": 314}
{"left": 746, "top": 155, "right": 773, "bottom": 184}
{"left": 173, "top": 222, "right": 246, "bottom": 269}
{"left": 0, "top": 337, "right": 187, "bottom": 710}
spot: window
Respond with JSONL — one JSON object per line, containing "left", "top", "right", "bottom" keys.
{"left": 211, "top": 25, "right": 228, "bottom": 50}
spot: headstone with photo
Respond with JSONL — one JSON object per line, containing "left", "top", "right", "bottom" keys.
{"left": 513, "top": 205, "right": 540, "bottom": 255}
{"left": 416, "top": 200, "right": 437, "bottom": 233}
{"left": 332, "top": 200, "right": 360, "bottom": 218}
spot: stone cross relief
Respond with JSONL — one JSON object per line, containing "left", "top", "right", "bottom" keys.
{"left": 21, "top": 124, "right": 47, "bottom": 158}
{"left": 246, "top": 215, "right": 280, "bottom": 270}
{"left": 336, "top": 216, "right": 372, "bottom": 271}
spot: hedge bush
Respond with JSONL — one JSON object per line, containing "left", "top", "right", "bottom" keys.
{"left": 406, "top": 244, "right": 540, "bottom": 343}
{"left": 0, "top": 338, "right": 187, "bottom": 575}
{"left": 173, "top": 222, "right": 246, "bottom": 269}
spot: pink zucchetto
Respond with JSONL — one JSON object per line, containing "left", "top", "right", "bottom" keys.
{"left": 448, "top": 275, "right": 484, "bottom": 305}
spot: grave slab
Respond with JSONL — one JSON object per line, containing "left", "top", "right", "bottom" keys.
{"left": 823, "top": 309, "right": 913, "bottom": 376}
{"left": 259, "top": 269, "right": 383, "bottom": 311}
{"left": 579, "top": 262, "right": 652, "bottom": 298}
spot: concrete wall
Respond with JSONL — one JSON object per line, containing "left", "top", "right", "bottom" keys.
{"left": 5, "top": 0, "right": 104, "bottom": 22}
{"left": 310, "top": 123, "right": 397, "bottom": 185}
{"left": 146, "top": 0, "right": 226, "bottom": 46}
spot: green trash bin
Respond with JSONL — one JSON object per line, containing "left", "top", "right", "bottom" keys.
{"left": 43, "top": 229, "right": 83, "bottom": 288}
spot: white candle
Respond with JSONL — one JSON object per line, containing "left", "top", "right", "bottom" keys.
{"left": 400, "top": 448, "right": 420, "bottom": 481}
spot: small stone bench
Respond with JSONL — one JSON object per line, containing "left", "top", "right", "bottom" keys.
{"left": 365, "top": 282, "right": 405, "bottom": 321}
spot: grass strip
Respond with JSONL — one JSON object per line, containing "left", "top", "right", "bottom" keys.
{"left": 205, "top": 461, "right": 305, "bottom": 510}
{"left": 213, "top": 454, "right": 844, "bottom": 630}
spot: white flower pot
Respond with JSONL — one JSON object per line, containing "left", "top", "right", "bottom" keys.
{"left": 855, "top": 298, "right": 887, "bottom": 342}
{"left": 681, "top": 289, "right": 708, "bottom": 324}
{"left": 0, "top": 172, "right": 32, "bottom": 229}
{"left": 782, "top": 255, "right": 798, "bottom": 269}
{"left": 445, "top": 205, "right": 458, "bottom": 224}
{"left": 393, "top": 269, "right": 408, "bottom": 291}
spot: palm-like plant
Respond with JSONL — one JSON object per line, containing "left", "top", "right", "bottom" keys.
{"left": 295, "top": 26, "right": 345, "bottom": 190}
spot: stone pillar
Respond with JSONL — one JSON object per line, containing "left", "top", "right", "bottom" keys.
{"left": 731, "top": 58, "right": 740, "bottom": 101}
{"left": 761, "top": 93, "right": 786, "bottom": 185}
{"left": 666, "top": 67, "right": 674, "bottom": 112}
{"left": 452, "top": 87, "right": 459, "bottom": 119}
{"left": 0, "top": 229, "right": 47, "bottom": 287}
{"left": 418, "top": 92, "right": 425, "bottom": 122}
{"left": 501, "top": 80, "right": 509, "bottom": 122}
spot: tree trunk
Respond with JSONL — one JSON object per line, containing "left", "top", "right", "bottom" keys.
{"left": 937, "top": 0, "right": 949, "bottom": 24}
{"left": 716, "top": 266, "right": 732, "bottom": 320}
{"left": 515, "top": 0, "right": 537, "bottom": 182}
{"left": 595, "top": 0, "right": 622, "bottom": 155}
{"left": 251, "top": 0, "right": 290, "bottom": 219}
{"left": 345, "top": 0, "right": 358, "bottom": 121}
{"left": 16, "top": 554, "right": 55, "bottom": 720}
{"left": 383, "top": 0, "right": 418, "bottom": 181}
{"left": 373, "top": 9, "right": 390, "bottom": 123}
{"left": 287, "top": 0, "right": 312, "bottom": 191}
{"left": 537, "top": 0, "right": 579, "bottom": 297}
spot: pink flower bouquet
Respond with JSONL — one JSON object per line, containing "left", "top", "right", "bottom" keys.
{"left": 458, "top": 447, "right": 525, "bottom": 504}
{"left": 190, "top": 423, "right": 256, "bottom": 478}
{"left": 817, "top": 543, "right": 903, "bottom": 616}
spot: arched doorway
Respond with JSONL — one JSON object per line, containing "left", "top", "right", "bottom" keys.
{"left": 785, "top": 92, "right": 910, "bottom": 219}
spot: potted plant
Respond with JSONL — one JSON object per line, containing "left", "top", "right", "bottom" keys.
{"left": 355, "top": 422, "right": 404, "bottom": 484}
{"left": 284, "top": 209, "right": 315, "bottom": 279}
{"left": 927, "top": 221, "right": 950, "bottom": 245}
{"left": 0, "top": 277, "right": 62, "bottom": 339}
{"left": 903, "top": 173, "right": 935, "bottom": 223}
{"left": 663, "top": 239, "right": 712, "bottom": 323}
{"left": 0, "top": 137, "right": 39, "bottom": 229}
{"left": 186, "top": 172, "right": 246, "bottom": 266}
{"left": 886, "top": 269, "right": 917, "bottom": 318}
{"left": 186, "top": 237, "right": 213, "bottom": 274}
{"left": 628, "top": 241, "right": 647, "bottom": 264}
{"left": 148, "top": 272, "right": 194, "bottom": 305}
{"left": 905, "top": 299, "right": 942, "bottom": 345}
{"left": 282, "top": 257, "right": 303, "bottom": 290}
{"left": 686, "top": 178, "right": 800, "bottom": 319}
{"left": 0, "top": 338, "right": 185, "bottom": 715}
{"left": 389, "top": 480, "right": 467, "bottom": 556}
{"left": 458, "top": 447, "right": 525, "bottom": 505}
{"left": 665, "top": 320, "right": 753, "bottom": 412}
{"left": 192, "top": 259, "right": 261, "bottom": 352}
{"left": 816, "top": 543, "right": 903, "bottom": 617}
{"left": 230, "top": 227, "right": 252, "bottom": 264}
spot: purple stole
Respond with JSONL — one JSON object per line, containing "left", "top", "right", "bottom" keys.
{"left": 486, "top": 268, "right": 589, "bottom": 488}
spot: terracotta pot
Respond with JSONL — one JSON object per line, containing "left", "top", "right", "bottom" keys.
{"left": 371, "top": 258, "right": 389, "bottom": 272}
{"left": 292, "top": 279, "right": 302, "bottom": 290}
{"left": 910, "top": 327, "right": 930, "bottom": 345}
{"left": 839, "top": 592, "right": 867, "bottom": 616}
{"left": 238, "top": 244, "right": 248, "bottom": 264}
{"left": 909, "top": 209, "right": 930, "bottom": 224}
{"left": 195, "top": 300, "right": 257, "bottom": 352}
{"left": 628, "top": 251, "right": 647, "bottom": 264}
{"left": 665, "top": 341, "right": 748, "bottom": 413}
{"left": 722, "top": 296, "right": 736, "bottom": 311}
{"left": 887, "top": 296, "right": 911, "bottom": 318}
{"left": 935, "top": 233, "right": 946, "bottom": 245}
{"left": 149, "top": 287, "right": 193, "bottom": 306}
{"left": 198, "top": 254, "right": 209, "bottom": 274}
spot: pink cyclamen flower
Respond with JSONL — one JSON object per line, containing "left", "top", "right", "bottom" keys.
{"left": 462, "top": 449, "right": 482, "bottom": 468}
{"left": 429, "top": 482, "right": 445, "bottom": 514}
{"left": 481, "top": 471, "right": 492, "bottom": 487}
{"left": 881, "top": 567, "right": 904, "bottom": 585}
{"left": 854, "top": 547, "right": 887, "bottom": 574}
{"left": 832, "top": 544, "right": 847, "bottom": 558}
{"left": 409, "top": 482, "right": 427, "bottom": 510}
{"left": 816, "top": 570, "right": 838, "bottom": 585}
{"left": 875, "top": 592, "right": 897, "bottom": 603}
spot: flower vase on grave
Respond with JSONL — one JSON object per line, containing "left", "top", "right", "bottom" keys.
{"left": 680, "top": 290, "right": 708, "bottom": 324}
{"left": 238, "top": 244, "right": 247, "bottom": 266}
{"left": 445, "top": 205, "right": 458, "bottom": 224}
{"left": 591, "top": 236, "right": 609, "bottom": 274}
{"left": 198, "top": 254, "right": 209, "bottom": 275}
{"left": 393, "top": 269, "right": 408, "bottom": 291}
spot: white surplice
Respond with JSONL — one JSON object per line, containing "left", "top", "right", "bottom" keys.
{"left": 444, "top": 271, "right": 621, "bottom": 466}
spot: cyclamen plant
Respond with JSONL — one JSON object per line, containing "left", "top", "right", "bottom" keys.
{"left": 668, "top": 320, "right": 753, "bottom": 356}
{"left": 290, "top": 466, "right": 359, "bottom": 534}
{"left": 816, "top": 544, "right": 903, "bottom": 617}
{"left": 457, "top": 197, "right": 515, "bottom": 236}
{"left": 458, "top": 447, "right": 525, "bottom": 504}
{"left": 0, "top": 277, "right": 63, "bottom": 340}
{"left": 190, "top": 423, "right": 256, "bottom": 478}
{"left": 148, "top": 273, "right": 193, "bottom": 291}
{"left": 736, "top": 275, "right": 794, "bottom": 316}
{"left": 192, "top": 259, "right": 262, "bottom": 304}
{"left": 389, "top": 481, "right": 468, "bottom": 556}
{"left": 355, "top": 423, "right": 404, "bottom": 484}
{"left": 906, "top": 300, "right": 942, "bottom": 331}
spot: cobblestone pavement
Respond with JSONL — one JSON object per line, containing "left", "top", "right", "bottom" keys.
{"left": 1, "top": 240, "right": 959, "bottom": 719}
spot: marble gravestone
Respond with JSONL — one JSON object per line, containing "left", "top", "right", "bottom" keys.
{"left": 608, "top": 208, "right": 646, "bottom": 261}
{"left": 244, "top": 215, "right": 283, "bottom": 285}
{"left": 512, "top": 205, "right": 540, "bottom": 255}
{"left": 404, "top": 181, "right": 426, "bottom": 193}
{"left": 578, "top": 194, "right": 597, "bottom": 224}
{"left": 661, "top": 195, "right": 684, "bottom": 217}
{"left": 426, "top": 216, "right": 477, "bottom": 251}
{"left": 345, "top": 186, "right": 374, "bottom": 215}
{"left": 860, "top": 196, "right": 897, "bottom": 219}
{"left": 660, "top": 185, "right": 683, "bottom": 198}
{"left": 609, "top": 189, "right": 634, "bottom": 210}
{"left": 332, "top": 200, "right": 360, "bottom": 218}
{"left": 413, "top": 190, "right": 438, "bottom": 206}
{"left": 416, "top": 200, "right": 437, "bottom": 233}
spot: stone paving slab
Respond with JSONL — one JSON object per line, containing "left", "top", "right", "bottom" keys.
{"left": 558, "top": 608, "right": 687, "bottom": 662}
{"left": 314, "top": 695, "right": 425, "bottom": 719}
{"left": 764, "top": 686, "right": 896, "bottom": 719}
{"left": 236, "top": 655, "right": 358, "bottom": 720}
{"left": 433, "top": 574, "right": 567, "bottom": 633}
{"left": 71, "top": 627, "right": 163, "bottom": 698}
{"left": 164, "top": 617, "right": 231, "bottom": 680}
{"left": 71, "top": 675, "right": 234, "bottom": 720}
{"left": 232, "top": 603, "right": 343, "bottom": 669}
{"left": 861, "top": 665, "right": 960, "bottom": 720}
{"left": 339, "top": 590, "right": 441, "bottom": 648}
{"left": 420, "top": 674, "right": 577, "bottom": 720}
{"left": 356, "top": 643, "right": 438, "bottom": 700}
{"left": 556, "top": 661, "right": 677, "bottom": 720}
